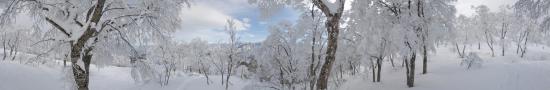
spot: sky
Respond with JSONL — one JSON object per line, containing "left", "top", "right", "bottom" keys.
{"left": 174, "top": 0, "right": 520, "bottom": 43}
{"left": 454, "top": 0, "right": 519, "bottom": 16}
{"left": 173, "top": 0, "right": 299, "bottom": 43}
{"left": 0, "top": 0, "right": 519, "bottom": 43}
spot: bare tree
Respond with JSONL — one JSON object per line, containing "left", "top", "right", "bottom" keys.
{"left": 224, "top": 19, "right": 239, "bottom": 90}
{"left": 500, "top": 22, "right": 508, "bottom": 56}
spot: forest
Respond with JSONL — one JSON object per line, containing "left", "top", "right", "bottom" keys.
{"left": 0, "top": 0, "right": 550, "bottom": 90}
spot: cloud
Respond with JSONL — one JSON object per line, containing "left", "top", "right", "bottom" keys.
{"left": 455, "top": 0, "right": 519, "bottom": 16}
{"left": 179, "top": 4, "right": 250, "bottom": 31}
{"left": 174, "top": 0, "right": 252, "bottom": 42}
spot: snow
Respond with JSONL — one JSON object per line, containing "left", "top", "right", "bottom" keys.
{"left": 338, "top": 45, "right": 550, "bottom": 90}
{"left": 0, "top": 60, "right": 250, "bottom": 90}
{"left": 2, "top": 45, "right": 550, "bottom": 90}
{"left": 0, "top": 62, "right": 64, "bottom": 90}
{"left": 322, "top": 0, "right": 342, "bottom": 14}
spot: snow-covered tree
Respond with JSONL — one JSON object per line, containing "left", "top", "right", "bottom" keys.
{"left": 0, "top": 0, "right": 189, "bottom": 89}
{"left": 249, "top": 0, "right": 347, "bottom": 89}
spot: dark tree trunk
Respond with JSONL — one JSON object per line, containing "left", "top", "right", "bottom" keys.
{"left": 407, "top": 52, "right": 416, "bottom": 87}
{"left": 478, "top": 42, "right": 481, "bottom": 50}
{"left": 520, "top": 32, "right": 529, "bottom": 58}
{"left": 225, "top": 55, "right": 233, "bottom": 90}
{"left": 376, "top": 57, "right": 382, "bottom": 82}
{"left": 500, "top": 23, "right": 507, "bottom": 56}
{"left": 313, "top": 0, "right": 345, "bottom": 90}
{"left": 70, "top": 29, "right": 98, "bottom": 90}
{"left": 70, "top": 0, "right": 105, "bottom": 89}
{"left": 316, "top": 25, "right": 339, "bottom": 90}
{"left": 455, "top": 43, "right": 463, "bottom": 58}
{"left": 10, "top": 34, "right": 19, "bottom": 61}
{"left": 404, "top": 41, "right": 416, "bottom": 88}
{"left": 308, "top": 20, "right": 318, "bottom": 90}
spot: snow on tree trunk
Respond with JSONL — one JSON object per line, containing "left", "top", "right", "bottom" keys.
{"left": 422, "top": 34, "right": 428, "bottom": 74}
{"left": 311, "top": 0, "right": 345, "bottom": 90}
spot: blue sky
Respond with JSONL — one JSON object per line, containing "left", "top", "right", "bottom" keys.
{"left": 173, "top": 0, "right": 518, "bottom": 43}
{"left": 174, "top": 0, "right": 299, "bottom": 43}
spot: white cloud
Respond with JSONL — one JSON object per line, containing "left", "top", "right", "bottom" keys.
{"left": 175, "top": 0, "right": 252, "bottom": 42}
{"left": 455, "top": 0, "right": 518, "bottom": 16}
{"left": 179, "top": 4, "right": 249, "bottom": 31}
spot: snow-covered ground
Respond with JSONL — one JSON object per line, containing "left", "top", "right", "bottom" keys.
{"left": 1, "top": 45, "right": 550, "bottom": 90}
{"left": 339, "top": 45, "right": 550, "bottom": 90}
{"left": 0, "top": 61, "right": 250, "bottom": 90}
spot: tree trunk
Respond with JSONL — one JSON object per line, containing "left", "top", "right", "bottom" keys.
{"left": 2, "top": 39, "right": 6, "bottom": 60}
{"left": 313, "top": 0, "right": 344, "bottom": 89}
{"left": 404, "top": 55, "right": 410, "bottom": 86}
{"left": 70, "top": 0, "right": 105, "bottom": 89}
{"left": 225, "top": 55, "right": 232, "bottom": 90}
{"left": 501, "top": 23, "right": 507, "bottom": 56}
{"left": 390, "top": 55, "right": 395, "bottom": 67}
{"left": 422, "top": 37, "right": 427, "bottom": 74}
{"left": 485, "top": 31, "right": 495, "bottom": 57}
{"left": 70, "top": 29, "right": 98, "bottom": 90}
{"left": 371, "top": 60, "right": 376, "bottom": 82}
{"left": 478, "top": 42, "right": 481, "bottom": 50}
{"left": 376, "top": 57, "right": 382, "bottom": 82}
{"left": 404, "top": 41, "right": 416, "bottom": 88}
{"left": 422, "top": 45, "right": 427, "bottom": 74}
{"left": 516, "top": 34, "right": 522, "bottom": 54}
{"left": 70, "top": 42, "right": 91, "bottom": 90}
{"left": 64, "top": 55, "right": 68, "bottom": 66}
{"left": 455, "top": 43, "right": 463, "bottom": 58}
{"left": 488, "top": 44, "right": 494, "bottom": 57}
{"left": 407, "top": 52, "right": 416, "bottom": 87}
{"left": 316, "top": 21, "right": 340, "bottom": 90}
{"left": 10, "top": 35, "right": 18, "bottom": 60}
{"left": 309, "top": 25, "right": 317, "bottom": 90}
{"left": 520, "top": 32, "right": 529, "bottom": 58}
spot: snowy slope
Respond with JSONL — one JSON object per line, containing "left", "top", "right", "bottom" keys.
{"left": 2, "top": 45, "right": 550, "bottom": 90}
{"left": 0, "top": 62, "right": 65, "bottom": 90}
{"left": 0, "top": 61, "right": 249, "bottom": 90}
{"left": 339, "top": 45, "right": 550, "bottom": 90}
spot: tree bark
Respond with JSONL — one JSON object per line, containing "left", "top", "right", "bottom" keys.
{"left": 407, "top": 52, "right": 416, "bottom": 87}
{"left": 70, "top": 29, "right": 98, "bottom": 90}
{"left": 478, "top": 42, "right": 481, "bottom": 50}
{"left": 501, "top": 23, "right": 507, "bottom": 56}
{"left": 422, "top": 35, "right": 427, "bottom": 74}
{"left": 70, "top": 0, "right": 105, "bottom": 89}
{"left": 404, "top": 41, "right": 416, "bottom": 88}
{"left": 376, "top": 57, "right": 382, "bottom": 82}
{"left": 520, "top": 31, "right": 529, "bottom": 58}
{"left": 312, "top": 0, "right": 345, "bottom": 90}
{"left": 371, "top": 59, "right": 376, "bottom": 82}
{"left": 422, "top": 44, "right": 427, "bottom": 74}
{"left": 2, "top": 39, "right": 7, "bottom": 60}
{"left": 455, "top": 43, "right": 463, "bottom": 58}
{"left": 309, "top": 15, "right": 318, "bottom": 90}
{"left": 485, "top": 31, "right": 495, "bottom": 57}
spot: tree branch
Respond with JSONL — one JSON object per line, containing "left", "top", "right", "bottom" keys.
{"left": 312, "top": 0, "right": 333, "bottom": 16}
{"left": 44, "top": 17, "right": 71, "bottom": 37}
